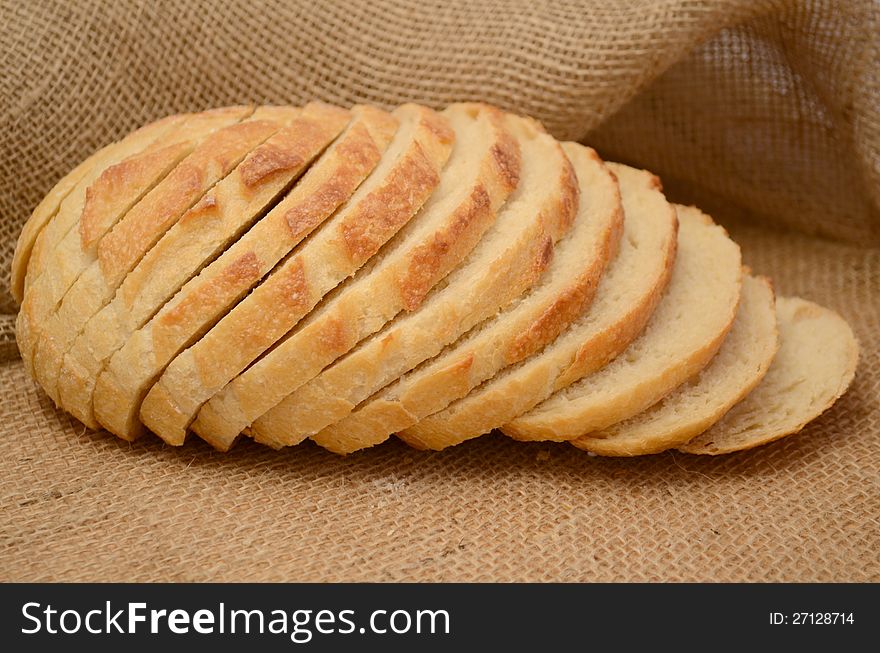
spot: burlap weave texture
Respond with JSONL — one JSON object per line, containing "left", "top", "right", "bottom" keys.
{"left": 0, "top": 0, "right": 877, "bottom": 581}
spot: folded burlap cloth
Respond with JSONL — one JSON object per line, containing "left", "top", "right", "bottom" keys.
{"left": 1, "top": 0, "right": 877, "bottom": 582}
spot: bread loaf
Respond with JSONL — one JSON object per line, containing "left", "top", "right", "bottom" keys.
{"left": 12, "top": 101, "right": 858, "bottom": 459}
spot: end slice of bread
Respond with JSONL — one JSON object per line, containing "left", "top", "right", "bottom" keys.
{"left": 678, "top": 296, "right": 858, "bottom": 455}
{"left": 324, "top": 142, "right": 622, "bottom": 454}
{"left": 574, "top": 274, "right": 777, "bottom": 455}
{"left": 399, "top": 163, "right": 677, "bottom": 450}
{"left": 506, "top": 205, "right": 742, "bottom": 442}
{"left": 192, "top": 102, "right": 521, "bottom": 450}
{"left": 250, "top": 112, "right": 579, "bottom": 449}
{"left": 137, "top": 104, "right": 454, "bottom": 445}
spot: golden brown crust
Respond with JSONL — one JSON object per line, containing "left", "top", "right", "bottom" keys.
{"left": 555, "top": 158, "right": 580, "bottom": 233}
{"left": 238, "top": 143, "right": 304, "bottom": 188}
{"left": 257, "top": 114, "right": 576, "bottom": 451}
{"left": 284, "top": 131, "right": 375, "bottom": 239}
{"left": 78, "top": 143, "right": 191, "bottom": 250}
{"left": 490, "top": 140, "right": 521, "bottom": 193}
{"left": 398, "top": 184, "right": 492, "bottom": 311}
{"left": 394, "top": 105, "right": 522, "bottom": 313}
{"left": 315, "top": 315, "right": 352, "bottom": 356}
{"left": 218, "top": 257, "right": 312, "bottom": 348}
{"left": 97, "top": 169, "right": 207, "bottom": 276}
{"left": 507, "top": 281, "right": 596, "bottom": 366}
{"left": 531, "top": 235, "right": 555, "bottom": 282}
{"left": 153, "top": 251, "right": 262, "bottom": 360}
{"left": 341, "top": 142, "right": 441, "bottom": 265}
{"left": 95, "top": 116, "right": 273, "bottom": 285}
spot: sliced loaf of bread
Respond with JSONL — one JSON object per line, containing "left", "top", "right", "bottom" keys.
{"left": 59, "top": 105, "right": 383, "bottom": 430}
{"left": 251, "top": 113, "right": 579, "bottom": 449}
{"left": 323, "top": 142, "right": 622, "bottom": 454}
{"left": 192, "top": 103, "right": 521, "bottom": 450}
{"left": 573, "top": 274, "right": 777, "bottom": 455}
{"left": 12, "top": 101, "right": 860, "bottom": 461}
{"left": 399, "top": 163, "right": 677, "bottom": 450}
{"left": 678, "top": 296, "right": 858, "bottom": 455}
{"left": 506, "top": 205, "right": 742, "bottom": 442}
{"left": 137, "top": 104, "right": 454, "bottom": 444}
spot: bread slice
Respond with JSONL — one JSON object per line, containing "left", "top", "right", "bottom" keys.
{"left": 251, "top": 113, "right": 579, "bottom": 449}
{"left": 42, "top": 106, "right": 334, "bottom": 406}
{"left": 505, "top": 205, "right": 742, "bottom": 442}
{"left": 58, "top": 104, "right": 356, "bottom": 429}
{"left": 15, "top": 111, "right": 200, "bottom": 376}
{"left": 135, "top": 104, "right": 454, "bottom": 445}
{"left": 325, "top": 143, "right": 622, "bottom": 454}
{"left": 573, "top": 274, "right": 777, "bottom": 455}
{"left": 20, "top": 107, "right": 256, "bottom": 390}
{"left": 90, "top": 104, "right": 383, "bottom": 441}
{"left": 192, "top": 103, "right": 521, "bottom": 450}
{"left": 398, "top": 163, "right": 677, "bottom": 450}
{"left": 678, "top": 296, "right": 858, "bottom": 455}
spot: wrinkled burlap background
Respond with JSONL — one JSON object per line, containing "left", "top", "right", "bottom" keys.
{"left": 1, "top": 0, "right": 877, "bottom": 582}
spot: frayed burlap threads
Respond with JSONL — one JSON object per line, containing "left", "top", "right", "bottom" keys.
{"left": 0, "top": 0, "right": 877, "bottom": 581}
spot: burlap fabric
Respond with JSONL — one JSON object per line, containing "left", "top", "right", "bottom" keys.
{"left": 0, "top": 0, "right": 877, "bottom": 582}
